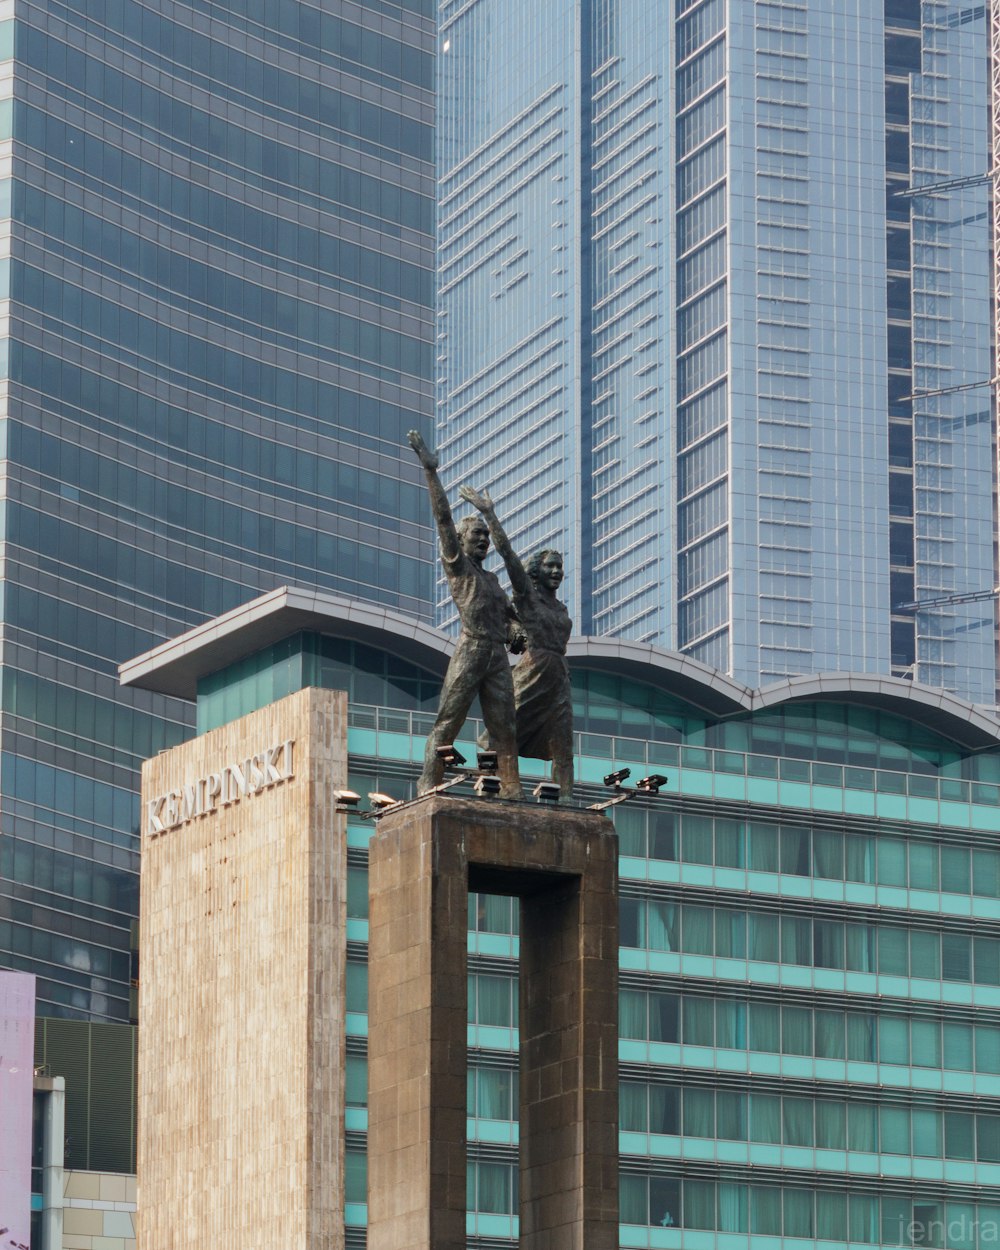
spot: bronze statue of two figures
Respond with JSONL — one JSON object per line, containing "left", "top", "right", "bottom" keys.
{"left": 408, "top": 431, "right": 573, "bottom": 800}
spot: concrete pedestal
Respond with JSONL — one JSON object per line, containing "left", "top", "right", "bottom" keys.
{"left": 367, "top": 794, "right": 619, "bottom": 1250}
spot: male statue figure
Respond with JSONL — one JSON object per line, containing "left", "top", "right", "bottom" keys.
{"left": 407, "top": 430, "right": 522, "bottom": 798}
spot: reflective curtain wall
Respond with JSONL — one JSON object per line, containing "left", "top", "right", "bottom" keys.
{"left": 0, "top": 0, "right": 437, "bottom": 1021}
{"left": 438, "top": 0, "right": 997, "bottom": 705}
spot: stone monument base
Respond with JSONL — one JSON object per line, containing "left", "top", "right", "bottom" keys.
{"left": 367, "top": 793, "right": 619, "bottom": 1250}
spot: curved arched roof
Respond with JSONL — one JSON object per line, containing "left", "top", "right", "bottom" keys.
{"left": 565, "top": 637, "right": 750, "bottom": 717}
{"left": 121, "top": 586, "right": 1000, "bottom": 752}
{"left": 565, "top": 638, "right": 1000, "bottom": 752}
{"left": 752, "top": 672, "right": 1000, "bottom": 752}
{"left": 119, "top": 585, "right": 453, "bottom": 699}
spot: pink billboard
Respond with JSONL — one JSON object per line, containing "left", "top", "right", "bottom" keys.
{"left": 0, "top": 972, "right": 35, "bottom": 1250}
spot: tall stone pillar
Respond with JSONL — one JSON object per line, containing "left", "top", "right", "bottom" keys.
{"left": 367, "top": 794, "right": 618, "bottom": 1250}
{"left": 137, "top": 687, "right": 348, "bottom": 1250}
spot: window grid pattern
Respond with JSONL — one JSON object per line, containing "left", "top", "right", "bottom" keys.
{"left": 620, "top": 895, "right": 1000, "bottom": 992}
{"left": 907, "top": 1, "right": 996, "bottom": 705}
{"left": 615, "top": 806, "right": 1000, "bottom": 903}
{"left": 620, "top": 1175, "right": 999, "bottom": 1243}
{"left": 619, "top": 985, "right": 1000, "bottom": 1077}
{"left": 620, "top": 1078, "right": 1000, "bottom": 1164}
{"left": 885, "top": 0, "right": 919, "bottom": 680}
{"left": 0, "top": 0, "right": 436, "bottom": 1020}
{"left": 338, "top": 657, "right": 1000, "bottom": 1241}
{"left": 727, "top": 1, "right": 890, "bottom": 686}
{"left": 748, "top": 2, "right": 814, "bottom": 676}
{"left": 675, "top": 0, "right": 729, "bottom": 657}
{"left": 435, "top": 0, "right": 579, "bottom": 636}
{"left": 587, "top": 40, "right": 669, "bottom": 640}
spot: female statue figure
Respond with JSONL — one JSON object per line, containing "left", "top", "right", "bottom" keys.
{"left": 459, "top": 486, "right": 574, "bottom": 797}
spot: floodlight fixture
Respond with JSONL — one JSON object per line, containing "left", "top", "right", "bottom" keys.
{"left": 532, "top": 781, "right": 561, "bottom": 803}
{"left": 603, "top": 767, "right": 631, "bottom": 789}
{"left": 474, "top": 774, "right": 503, "bottom": 797}
{"left": 636, "top": 774, "right": 669, "bottom": 795}
{"left": 368, "top": 792, "right": 400, "bottom": 811}
{"left": 436, "top": 744, "right": 468, "bottom": 769}
{"left": 477, "top": 750, "right": 499, "bottom": 773}
{"left": 334, "top": 789, "right": 361, "bottom": 811}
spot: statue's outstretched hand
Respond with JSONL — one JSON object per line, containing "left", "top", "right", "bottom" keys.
{"left": 458, "top": 484, "right": 494, "bottom": 514}
{"left": 407, "top": 429, "right": 438, "bottom": 471}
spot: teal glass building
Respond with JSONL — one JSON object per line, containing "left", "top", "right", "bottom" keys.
{"left": 125, "top": 586, "right": 1000, "bottom": 1248}
{"left": 0, "top": 1, "right": 436, "bottom": 1022}
{"left": 436, "top": 0, "right": 997, "bottom": 706}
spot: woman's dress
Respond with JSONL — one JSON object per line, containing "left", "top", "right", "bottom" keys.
{"left": 512, "top": 587, "right": 573, "bottom": 761}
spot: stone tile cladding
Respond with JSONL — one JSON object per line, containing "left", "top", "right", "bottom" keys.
{"left": 137, "top": 688, "right": 347, "bottom": 1250}
{"left": 62, "top": 1170, "right": 137, "bottom": 1248}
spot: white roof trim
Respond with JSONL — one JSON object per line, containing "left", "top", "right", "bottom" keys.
{"left": 120, "top": 588, "right": 1000, "bottom": 750}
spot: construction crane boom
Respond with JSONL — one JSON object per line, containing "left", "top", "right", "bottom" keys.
{"left": 895, "top": 587, "right": 1000, "bottom": 613}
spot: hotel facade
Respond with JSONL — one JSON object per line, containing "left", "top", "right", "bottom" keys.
{"left": 119, "top": 584, "right": 1000, "bottom": 1248}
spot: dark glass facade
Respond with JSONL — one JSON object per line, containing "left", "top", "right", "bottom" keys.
{"left": 0, "top": 0, "right": 436, "bottom": 1021}
{"left": 884, "top": 0, "right": 995, "bottom": 697}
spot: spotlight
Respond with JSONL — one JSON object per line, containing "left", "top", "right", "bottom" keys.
{"left": 436, "top": 744, "right": 468, "bottom": 769}
{"left": 474, "top": 774, "right": 502, "bottom": 797}
{"left": 636, "top": 774, "right": 669, "bottom": 795}
{"left": 533, "top": 781, "right": 561, "bottom": 803}
{"left": 334, "top": 789, "right": 361, "bottom": 811}
{"left": 359, "top": 791, "right": 405, "bottom": 821}
{"left": 476, "top": 750, "right": 499, "bottom": 773}
{"left": 589, "top": 766, "right": 635, "bottom": 811}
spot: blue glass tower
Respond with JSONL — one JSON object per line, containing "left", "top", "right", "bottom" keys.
{"left": 437, "top": 0, "right": 997, "bottom": 705}
{"left": 0, "top": 0, "right": 436, "bottom": 1021}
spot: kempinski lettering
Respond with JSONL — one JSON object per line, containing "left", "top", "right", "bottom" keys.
{"left": 147, "top": 739, "right": 295, "bottom": 837}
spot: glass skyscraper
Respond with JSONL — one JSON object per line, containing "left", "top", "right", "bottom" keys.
{"left": 436, "top": 0, "right": 997, "bottom": 706}
{"left": 0, "top": 0, "right": 436, "bottom": 1023}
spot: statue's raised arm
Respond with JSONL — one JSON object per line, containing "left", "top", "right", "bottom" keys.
{"left": 407, "top": 429, "right": 459, "bottom": 561}
{"left": 458, "top": 485, "right": 530, "bottom": 598}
